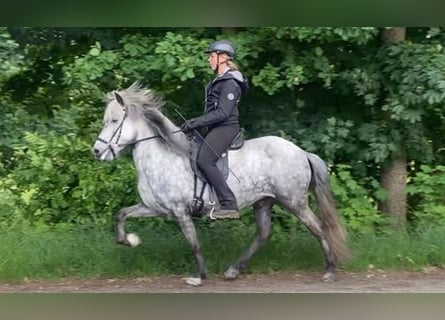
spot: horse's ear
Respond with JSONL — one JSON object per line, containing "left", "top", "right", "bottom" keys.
{"left": 114, "top": 92, "right": 125, "bottom": 106}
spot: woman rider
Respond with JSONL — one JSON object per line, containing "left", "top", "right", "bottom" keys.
{"left": 181, "top": 40, "right": 249, "bottom": 219}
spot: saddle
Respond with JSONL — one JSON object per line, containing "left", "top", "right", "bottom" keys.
{"left": 188, "top": 131, "right": 244, "bottom": 214}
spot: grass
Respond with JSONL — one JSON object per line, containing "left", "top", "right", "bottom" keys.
{"left": 345, "top": 227, "right": 445, "bottom": 271}
{"left": 1, "top": 222, "right": 445, "bottom": 283}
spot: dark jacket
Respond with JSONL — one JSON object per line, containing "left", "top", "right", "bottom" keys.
{"left": 193, "top": 69, "right": 248, "bottom": 130}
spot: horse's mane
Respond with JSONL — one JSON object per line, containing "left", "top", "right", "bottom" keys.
{"left": 106, "top": 82, "right": 188, "bottom": 154}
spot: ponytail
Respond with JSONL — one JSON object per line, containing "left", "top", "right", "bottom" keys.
{"left": 228, "top": 60, "right": 239, "bottom": 71}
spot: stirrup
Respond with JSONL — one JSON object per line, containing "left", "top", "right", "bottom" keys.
{"left": 209, "top": 200, "right": 217, "bottom": 220}
{"left": 208, "top": 201, "right": 216, "bottom": 220}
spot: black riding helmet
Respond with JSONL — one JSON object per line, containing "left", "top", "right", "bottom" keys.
{"left": 205, "top": 40, "right": 236, "bottom": 59}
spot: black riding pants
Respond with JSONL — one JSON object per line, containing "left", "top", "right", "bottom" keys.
{"left": 196, "top": 124, "right": 240, "bottom": 210}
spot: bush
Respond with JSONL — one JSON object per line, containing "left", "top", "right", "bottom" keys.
{"left": 407, "top": 165, "right": 445, "bottom": 227}
{"left": 329, "top": 164, "right": 386, "bottom": 234}
{"left": 0, "top": 131, "right": 138, "bottom": 226}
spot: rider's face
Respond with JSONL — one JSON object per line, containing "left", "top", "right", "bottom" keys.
{"left": 208, "top": 52, "right": 219, "bottom": 71}
{"left": 208, "top": 52, "right": 229, "bottom": 73}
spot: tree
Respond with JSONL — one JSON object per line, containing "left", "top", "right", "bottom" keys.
{"left": 377, "top": 27, "right": 407, "bottom": 228}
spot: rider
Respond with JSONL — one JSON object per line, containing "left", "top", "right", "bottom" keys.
{"left": 181, "top": 39, "right": 249, "bottom": 219}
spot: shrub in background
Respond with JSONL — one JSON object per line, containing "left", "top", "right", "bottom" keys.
{"left": 0, "top": 131, "right": 138, "bottom": 226}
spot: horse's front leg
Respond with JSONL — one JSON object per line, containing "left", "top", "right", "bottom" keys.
{"left": 116, "top": 203, "right": 162, "bottom": 246}
{"left": 175, "top": 213, "right": 208, "bottom": 286}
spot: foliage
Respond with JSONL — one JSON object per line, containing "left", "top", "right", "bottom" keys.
{"left": 0, "top": 131, "right": 137, "bottom": 226}
{"left": 0, "top": 27, "right": 23, "bottom": 79}
{"left": 407, "top": 165, "right": 445, "bottom": 227}
{"left": 329, "top": 164, "right": 386, "bottom": 234}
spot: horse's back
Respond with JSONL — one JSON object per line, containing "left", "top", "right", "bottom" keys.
{"left": 229, "top": 135, "right": 312, "bottom": 194}
{"left": 234, "top": 135, "right": 307, "bottom": 163}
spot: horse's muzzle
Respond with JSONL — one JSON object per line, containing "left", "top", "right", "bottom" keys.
{"left": 92, "top": 140, "right": 115, "bottom": 161}
{"left": 92, "top": 147, "right": 101, "bottom": 158}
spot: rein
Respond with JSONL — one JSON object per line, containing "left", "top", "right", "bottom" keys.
{"left": 96, "top": 134, "right": 162, "bottom": 148}
{"left": 115, "top": 129, "right": 183, "bottom": 147}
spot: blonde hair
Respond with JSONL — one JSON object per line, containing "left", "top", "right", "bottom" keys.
{"left": 228, "top": 60, "right": 239, "bottom": 71}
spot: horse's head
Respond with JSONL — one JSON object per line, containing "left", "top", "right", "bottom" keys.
{"left": 92, "top": 83, "right": 185, "bottom": 161}
{"left": 92, "top": 91, "right": 139, "bottom": 161}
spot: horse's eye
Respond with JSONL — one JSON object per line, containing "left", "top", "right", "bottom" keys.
{"left": 111, "top": 119, "right": 118, "bottom": 123}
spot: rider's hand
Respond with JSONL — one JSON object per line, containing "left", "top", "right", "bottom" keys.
{"left": 181, "top": 119, "right": 197, "bottom": 133}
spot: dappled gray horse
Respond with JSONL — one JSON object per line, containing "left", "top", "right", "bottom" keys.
{"left": 92, "top": 84, "right": 350, "bottom": 286}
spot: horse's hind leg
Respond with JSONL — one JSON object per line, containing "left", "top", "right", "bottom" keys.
{"left": 290, "top": 203, "right": 337, "bottom": 282}
{"left": 224, "top": 197, "right": 274, "bottom": 280}
{"left": 116, "top": 203, "right": 162, "bottom": 246}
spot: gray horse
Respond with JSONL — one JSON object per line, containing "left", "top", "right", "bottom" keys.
{"left": 92, "top": 83, "right": 351, "bottom": 286}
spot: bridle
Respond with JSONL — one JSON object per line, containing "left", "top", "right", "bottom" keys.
{"left": 95, "top": 102, "right": 162, "bottom": 158}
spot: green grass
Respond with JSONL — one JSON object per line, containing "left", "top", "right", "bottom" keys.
{"left": 345, "top": 227, "right": 445, "bottom": 271}
{"left": 1, "top": 222, "right": 445, "bottom": 283}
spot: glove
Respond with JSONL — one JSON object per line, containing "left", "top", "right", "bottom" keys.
{"left": 181, "top": 118, "right": 199, "bottom": 133}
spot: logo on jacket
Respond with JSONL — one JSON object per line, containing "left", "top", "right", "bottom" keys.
{"left": 227, "top": 93, "right": 235, "bottom": 100}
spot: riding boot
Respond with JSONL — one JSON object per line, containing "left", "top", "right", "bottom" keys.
{"left": 212, "top": 197, "right": 240, "bottom": 219}
{"left": 211, "top": 208, "right": 240, "bottom": 219}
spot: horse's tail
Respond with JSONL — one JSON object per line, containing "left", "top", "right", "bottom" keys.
{"left": 306, "top": 152, "right": 351, "bottom": 264}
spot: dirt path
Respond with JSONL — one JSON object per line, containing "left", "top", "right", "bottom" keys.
{"left": 1, "top": 268, "right": 445, "bottom": 293}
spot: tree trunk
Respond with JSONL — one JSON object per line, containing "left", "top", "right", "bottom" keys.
{"left": 380, "top": 27, "right": 407, "bottom": 230}
{"left": 380, "top": 152, "right": 407, "bottom": 229}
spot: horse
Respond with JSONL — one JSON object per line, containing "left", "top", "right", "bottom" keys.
{"left": 91, "top": 83, "right": 351, "bottom": 286}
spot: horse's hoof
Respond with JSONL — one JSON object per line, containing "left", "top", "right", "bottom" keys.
{"left": 183, "top": 277, "right": 202, "bottom": 286}
{"left": 323, "top": 272, "right": 336, "bottom": 282}
{"left": 223, "top": 267, "right": 240, "bottom": 280}
{"left": 126, "top": 233, "right": 141, "bottom": 247}
{"left": 116, "top": 233, "right": 139, "bottom": 247}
